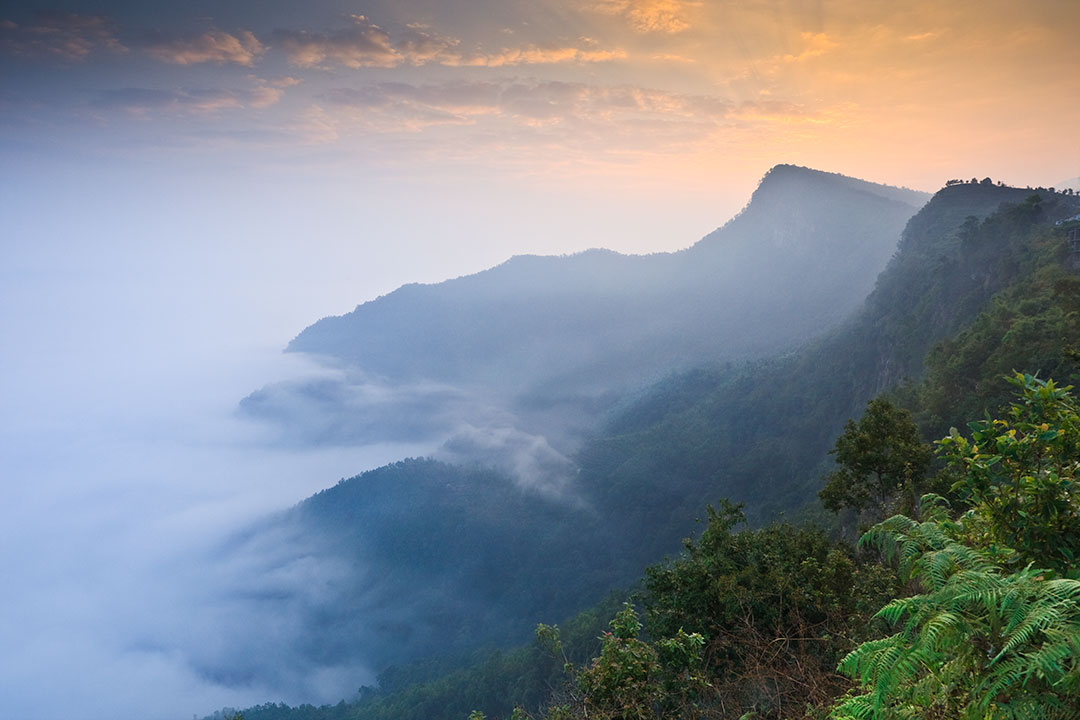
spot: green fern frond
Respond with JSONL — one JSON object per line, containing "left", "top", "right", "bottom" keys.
{"left": 875, "top": 597, "right": 916, "bottom": 626}
{"left": 919, "top": 610, "right": 961, "bottom": 650}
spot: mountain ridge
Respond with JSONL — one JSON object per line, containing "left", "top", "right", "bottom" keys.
{"left": 288, "top": 164, "right": 927, "bottom": 349}
{"left": 246, "top": 165, "right": 927, "bottom": 461}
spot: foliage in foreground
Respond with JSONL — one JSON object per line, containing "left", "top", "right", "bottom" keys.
{"left": 216, "top": 196, "right": 1080, "bottom": 720}
{"left": 940, "top": 375, "right": 1080, "bottom": 575}
{"left": 833, "top": 497, "right": 1080, "bottom": 719}
{"left": 224, "top": 373, "right": 1080, "bottom": 720}
{"left": 495, "top": 506, "right": 896, "bottom": 720}
{"left": 832, "top": 375, "right": 1080, "bottom": 719}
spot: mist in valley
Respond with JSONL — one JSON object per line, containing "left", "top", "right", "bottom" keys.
{"left": 0, "top": 158, "right": 751, "bottom": 718}
{"left": 1, "top": 159, "right": 1070, "bottom": 720}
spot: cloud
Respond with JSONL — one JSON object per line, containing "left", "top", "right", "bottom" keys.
{"left": 245, "top": 76, "right": 300, "bottom": 109}
{"left": 321, "top": 83, "right": 497, "bottom": 132}
{"left": 451, "top": 45, "right": 627, "bottom": 67}
{"left": 142, "top": 29, "right": 265, "bottom": 67}
{"left": 238, "top": 370, "right": 583, "bottom": 496}
{"left": 651, "top": 52, "right": 696, "bottom": 63}
{"left": 395, "top": 23, "right": 460, "bottom": 65}
{"left": 301, "top": 78, "right": 833, "bottom": 167}
{"left": 0, "top": 11, "right": 125, "bottom": 61}
{"left": 730, "top": 99, "right": 812, "bottom": 123}
{"left": 434, "top": 424, "right": 576, "bottom": 496}
{"left": 323, "top": 79, "right": 739, "bottom": 131}
{"left": 249, "top": 85, "right": 284, "bottom": 109}
{"left": 288, "top": 105, "right": 340, "bottom": 144}
{"left": 93, "top": 79, "right": 287, "bottom": 116}
{"left": 94, "top": 87, "right": 241, "bottom": 115}
{"left": 275, "top": 14, "right": 401, "bottom": 69}
{"left": 780, "top": 31, "right": 838, "bottom": 63}
{"left": 588, "top": 0, "right": 698, "bottom": 34}
{"left": 269, "top": 75, "right": 302, "bottom": 88}
{"left": 275, "top": 15, "right": 623, "bottom": 69}
{"left": 239, "top": 373, "right": 508, "bottom": 446}
{"left": 0, "top": 311, "right": 427, "bottom": 719}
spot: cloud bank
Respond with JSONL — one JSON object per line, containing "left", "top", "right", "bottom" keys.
{"left": 239, "top": 367, "right": 580, "bottom": 496}
{"left": 142, "top": 29, "right": 265, "bottom": 66}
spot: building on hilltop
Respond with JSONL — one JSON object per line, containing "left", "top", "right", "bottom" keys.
{"left": 1066, "top": 226, "right": 1080, "bottom": 273}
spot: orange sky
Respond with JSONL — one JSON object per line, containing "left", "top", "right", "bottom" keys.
{"left": 2, "top": 0, "right": 1079, "bottom": 259}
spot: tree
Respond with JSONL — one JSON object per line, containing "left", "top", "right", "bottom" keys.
{"left": 641, "top": 502, "right": 898, "bottom": 718}
{"left": 517, "top": 501, "right": 897, "bottom": 720}
{"left": 523, "top": 605, "right": 707, "bottom": 720}
{"left": 819, "top": 398, "right": 933, "bottom": 518}
{"left": 577, "top": 604, "right": 708, "bottom": 720}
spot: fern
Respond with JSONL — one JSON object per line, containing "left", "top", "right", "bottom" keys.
{"left": 831, "top": 511, "right": 1080, "bottom": 720}
{"left": 831, "top": 378, "right": 1080, "bottom": 719}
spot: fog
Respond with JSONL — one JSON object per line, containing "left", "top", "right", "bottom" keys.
{"left": 0, "top": 158, "right": 923, "bottom": 717}
{"left": 242, "top": 371, "right": 581, "bottom": 496}
{"left": 0, "top": 309, "right": 430, "bottom": 718}
{"left": 0, "top": 154, "right": 735, "bottom": 719}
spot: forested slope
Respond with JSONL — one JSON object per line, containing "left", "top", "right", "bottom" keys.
{"left": 208, "top": 181, "right": 1080, "bottom": 720}
{"left": 573, "top": 183, "right": 1080, "bottom": 567}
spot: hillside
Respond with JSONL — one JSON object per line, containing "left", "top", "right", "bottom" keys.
{"left": 207, "top": 181, "right": 1080, "bottom": 720}
{"left": 241, "top": 165, "right": 926, "bottom": 461}
{"left": 574, "top": 183, "right": 1080, "bottom": 573}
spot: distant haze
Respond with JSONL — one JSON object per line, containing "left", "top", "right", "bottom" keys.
{"left": 245, "top": 166, "right": 926, "bottom": 489}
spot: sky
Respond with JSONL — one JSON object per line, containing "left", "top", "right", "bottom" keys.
{"left": 1, "top": 1, "right": 1079, "bottom": 718}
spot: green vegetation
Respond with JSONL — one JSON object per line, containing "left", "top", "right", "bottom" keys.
{"left": 457, "top": 508, "right": 897, "bottom": 720}
{"left": 482, "top": 376, "right": 1080, "bottom": 720}
{"left": 637, "top": 508, "right": 896, "bottom": 716}
{"left": 283, "top": 459, "right": 626, "bottom": 671}
{"left": 573, "top": 183, "right": 1080, "bottom": 566}
{"left": 940, "top": 375, "right": 1080, "bottom": 574}
{"left": 834, "top": 503, "right": 1080, "bottom": 719}
{"left": 833, "top": 376, "right": 1080, "bottom": 719}
{"left": 212, "top": 183, "right": 1080, "bottom": 720}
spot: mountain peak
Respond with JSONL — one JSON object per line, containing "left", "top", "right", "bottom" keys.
{"left": 752, "top": 164, "right": 930, "bottom": 209}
